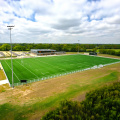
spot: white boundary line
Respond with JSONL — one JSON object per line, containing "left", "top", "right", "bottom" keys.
{"left": 4, "top": 60, "right": 20, "bottom": 82}
{"left": 34, "top": 57, "right": 66, "bottom": 71}
{"left": 1, "top": 54, "right": 120, "bottom": 87}
{"left": 25, "top": 61, "right": 120, "bottom": 86}
{"left": 0, "top": 62, "right": 10, "bottom": 86}
{"left": 16, "top": 60, "right": 39, "bottom": 78}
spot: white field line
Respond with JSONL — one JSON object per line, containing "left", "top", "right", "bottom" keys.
{"left": 0, "top": 62, "right": 10, "bottom": 86}
{"left": 14, "top": 60, "right": 120, "bottom": 86}
{"left": 33, "top": 61, "right": 120, "bottom": 81}
{"left": 0, "top": 53, "right": 67, "bottom": 61}
{"left": 16, "top": 60, "right": 39, "bottom": 78}
{"left": 0, "top": 62, "right": 3, "bottom": 69}
{"left": 2, "top": 69, "right": 10, "bottom": 86}
{"left": 41, "top": 72, "right": 44, "bottom": 75}
{"left": 34, "top": 58, "right": 66, "bottom": 71}
{"left": 0, "top": 53, "right": 119, "bottom": 61}
{"left": 4, "top": 60, "right": 20, "bottom": 82}
{"left": 0, "top": 79, "right": 9, "bottom": 85}
{"left": 2, "top": 54, "right": 119, "bottom": 85}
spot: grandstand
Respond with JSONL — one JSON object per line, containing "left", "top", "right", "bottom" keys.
{"left": 31, "top": 49, "right": 65, "bottom": 56}
{"left": 0, "top": 52, "right": 5, "bottom": 57}
{"left": 12, "top": 52, "right": 20, "bottom": 56}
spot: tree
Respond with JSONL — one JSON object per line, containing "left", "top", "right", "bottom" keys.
{"left": 0, "top": 44, "right": 10, "bottom": 51}
{"left": 13, "top": 45, "right": 26, "bottom": 51}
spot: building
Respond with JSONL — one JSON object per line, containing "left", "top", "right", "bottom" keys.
{"left": 31, "top": 49, "right": 66, "bottom": 56}
{"left": 31, "top": 49, "right": 56, "bottom": 55}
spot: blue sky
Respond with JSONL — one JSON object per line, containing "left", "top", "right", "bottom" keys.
{"left": 0, "top": 0, "right": 120, "bottom": 44}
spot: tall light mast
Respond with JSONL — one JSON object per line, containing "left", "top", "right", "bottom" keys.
{"left": 7, "top": 25, "right": 15, "bottom": 88}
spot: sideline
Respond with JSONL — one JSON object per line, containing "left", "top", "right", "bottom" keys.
{"left": 0, "top": 53, "right": 68, "bottom": 60}
{"left": 0, "top": 62, "right": 10, "bottom": 86}
{"left": 0, "top": 79, "right": 9, "bottom": 85}
{"left": 4, "top": 60, "right": 20, "bottom": 82}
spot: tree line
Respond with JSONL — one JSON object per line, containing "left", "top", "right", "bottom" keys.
{"left": 99, "top": 49, "right": 120, "bottom": 56}
{"left": 41, "top": 82, "right": 120, "bottom": 120}
{"left": 0, "top": 43, "right": 120, "bottom": 52}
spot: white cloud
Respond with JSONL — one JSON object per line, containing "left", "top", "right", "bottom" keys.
{"left": 0, "top": 0, "right": 120, "bottom": 44}
{"left": 104, "top": 15, "right": 120, "bottom": 24}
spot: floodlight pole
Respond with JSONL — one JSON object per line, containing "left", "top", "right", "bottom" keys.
{"left": 78, "top": 40, "right": 80, "bottom": 54}
{"left": 7, "top": 25, "right": 14, "bottom": 88}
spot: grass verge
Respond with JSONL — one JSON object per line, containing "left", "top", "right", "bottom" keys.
{"left": 0, "top": 70, "right": 119, "bottom": 120}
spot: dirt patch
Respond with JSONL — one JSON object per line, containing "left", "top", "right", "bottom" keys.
{"left": 0, "top": 70, "right": 6, "bottom": 80}
{"left": 96, "top": 54, "right": 120, "bottom": 59}
{"left": 0, "top": 83, "right": 10, "bottom": 92}
{"left": 72, "top": 93, "right": 86, "bottom": 102}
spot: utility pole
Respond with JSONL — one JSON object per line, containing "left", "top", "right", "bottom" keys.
{"left": 78, "top": 40, "right": 80, "bottom": 54}
{"left": 7, "top": 25, "right": 15, "bottom": 88}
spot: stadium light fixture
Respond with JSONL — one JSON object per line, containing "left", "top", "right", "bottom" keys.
{"left": 7, "top": 25, "right": 15, "bottom": 88}
{"left": 78, "top": 40, "right": 80, "bottom": 54}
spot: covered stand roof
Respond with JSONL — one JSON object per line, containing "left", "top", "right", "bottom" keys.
{"left": 31, "top": 49, "right": 56, "bottom": 52}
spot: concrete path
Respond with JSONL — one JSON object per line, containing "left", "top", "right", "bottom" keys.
{"left": 0, "top": 62, "right": 10, "bottom": 86}
{"left": 0, "top": 79, "right": 9, "bottom": 85}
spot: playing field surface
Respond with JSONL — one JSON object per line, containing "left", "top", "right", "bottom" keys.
{"left": 0, "top": 54, "right": 120, "bottom": 85}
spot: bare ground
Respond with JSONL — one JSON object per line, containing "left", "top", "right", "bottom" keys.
{"left": 0, "top": 70, "right": 6, "bottom": 80}
{"left": 98, "top": 54, "right": 120, "bottom": 59}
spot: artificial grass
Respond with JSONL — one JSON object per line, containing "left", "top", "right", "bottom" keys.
{"left": 0, "top": 54, "right": 119, "bottom": 85}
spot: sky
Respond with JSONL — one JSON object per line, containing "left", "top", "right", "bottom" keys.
{"left": 0, "top": 0, "right": 120, "bottom": 44}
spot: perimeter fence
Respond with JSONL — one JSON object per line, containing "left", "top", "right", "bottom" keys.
{"left": 12, "top": 61, "right": 120, "bottom": 87}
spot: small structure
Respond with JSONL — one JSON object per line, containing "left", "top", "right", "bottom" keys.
{"left": 31, "top": 49, "right": 65, "bottom": 56}
{"left": 89, "top": 52, "right": 97, "bottom": 55}
{"left": 84, "top": 53, "right": 89, "bottom": 55}
{"left": 20, "top": 80, "right": 27, "bottom": 85}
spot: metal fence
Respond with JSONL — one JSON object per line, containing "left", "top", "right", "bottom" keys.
{"left": 12, "top": 61, "right": 120, "bottom": 87}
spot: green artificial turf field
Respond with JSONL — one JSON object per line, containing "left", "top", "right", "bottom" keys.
{"left": 0, "top": 54, "right": 120, "bottom": 86}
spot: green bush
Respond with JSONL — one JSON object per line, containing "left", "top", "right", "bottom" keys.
{"left": 41, "top": 82, "right": 120, "bottom": 120}
{"left": 99, "top": 49, "right": 120, "bottom": 56}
